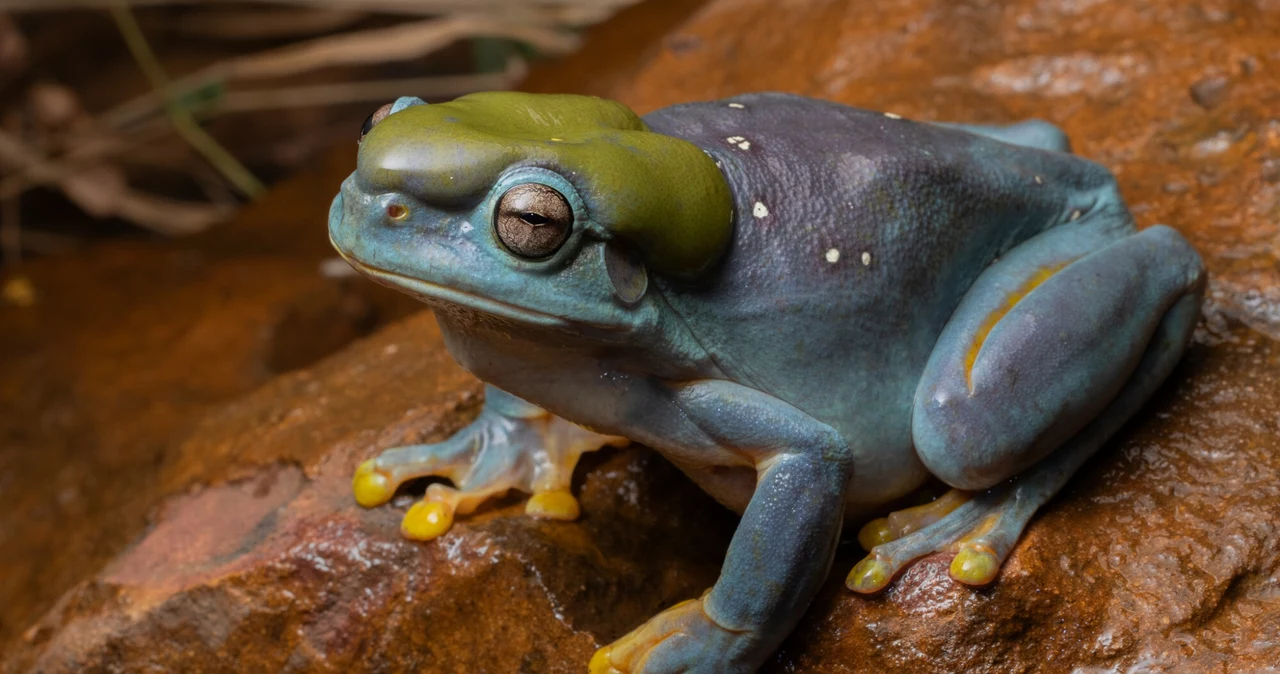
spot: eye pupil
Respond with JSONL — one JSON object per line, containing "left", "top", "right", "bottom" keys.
{"left": 494, "top": 184, "right": 572, "bottom": 258}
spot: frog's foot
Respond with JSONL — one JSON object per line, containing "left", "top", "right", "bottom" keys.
{"left": 590, "top": 596, "right": 753, "bottom": 674}
{"left": 846, "top": 484, "right": 1038, "bottom": 592}
{"left": 352, "top": 385, "right": 629, "bottom": 540}
{"left": 856, "top": 489, "right": 971, "bottom": 551}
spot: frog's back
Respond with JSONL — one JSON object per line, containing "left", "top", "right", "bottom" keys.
{"left": 642, "top": 93, "right": 1119, "bottom": 502}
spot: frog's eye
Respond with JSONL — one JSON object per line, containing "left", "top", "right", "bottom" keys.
{"left": 359, "top": 103, "right": 395, "bottom": 143}
{"left": 494, "top": 183, "right": 573, "bottom": 258}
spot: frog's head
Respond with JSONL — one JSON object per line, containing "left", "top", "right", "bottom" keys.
{"left": 328, "top": 92, "right": 733, "bottom": 333}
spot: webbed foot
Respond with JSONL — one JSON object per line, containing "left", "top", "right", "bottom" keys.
{"left": 849, "top": 480, "right": 1049, "bottom": 590}
{"left": 353, "top": 385, "right": 628, "bottom": 540}
{"left": 590, "top": 596, "right": 753, "bottom": 674}
{"left": 846, "top": 486, "right": 1033, "bottom": 592}
{"left": 855, "top": 488, "right": 970, "bottom": 550}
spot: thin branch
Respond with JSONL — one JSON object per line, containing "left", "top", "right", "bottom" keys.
{"left": 161, "top": 8, "right": 366, "bottom": 40}
{"left": 0, "top": 128, "right": 228, "bottom": 236}
{"left": 108, "top": 2, "right": 265, "bottom": 198}
{"left": 215, "top": 63, "right": 525, "bottom": 113}
{"left": 101, "top": 15, "right": 574, "bottom": 131}
{"left": 221, "top": 15, "right": 576, "bottom": 81}
{"left": 0, "top": 0, "right": 638, "bottom": 13}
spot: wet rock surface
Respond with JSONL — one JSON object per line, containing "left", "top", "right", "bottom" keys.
{"left": 6, "top": 315, "right": 733, "bottom": 673}
{"left": 617, "top": 0, "right": 1280, "bottom": 671}
{"left": 4, "top": 0, "right": 1280, "bottom": 672}
{"left": 0, "top": 146, "right": 424, "bottom": 652}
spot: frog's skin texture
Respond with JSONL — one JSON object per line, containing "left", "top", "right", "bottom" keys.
{"left": 329, "top": 91, "right": 1205, "bottom": 674}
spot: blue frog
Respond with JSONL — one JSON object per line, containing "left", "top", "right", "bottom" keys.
{"left": 328, "top": 91, "right": 1205, "bottom": 673}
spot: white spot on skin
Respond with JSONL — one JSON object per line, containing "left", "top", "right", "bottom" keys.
{"left": 753, "top": 201, "right": 769, "bottom": 218}
{"left": 728, "top": 103, "right": 745, "bottom": 109}
{"left": 1034, "top": 175, "right": 1043, "bottom": 185}
{"left": 861, "top": 251, "right": 872, "bottom": 266}
{"left": 1070, "top": 209, "right": 1082, "bottom": 221}
{"left": 883, "top": 112, "right": 902, "bottom": 119}
{"left": 825, "top": 248, "right": 840, "bottom": 263}
{"left": 725, "top": 136, "right": 751, "bottom": 150}
{"left": 460, "top": 221, "right": 474, "bottom": 233}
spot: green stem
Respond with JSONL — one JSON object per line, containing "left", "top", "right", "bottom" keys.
{"left": 109, "top": 3, "right": 265, "bottom": 199}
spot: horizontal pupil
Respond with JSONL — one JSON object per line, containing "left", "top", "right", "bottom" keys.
{"left": 520, "top": 213, "right": 549, "bottom": 226}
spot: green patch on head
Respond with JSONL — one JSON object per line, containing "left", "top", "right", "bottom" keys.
{"left": 358, "top": 92, "right": 733, "bottom": 278}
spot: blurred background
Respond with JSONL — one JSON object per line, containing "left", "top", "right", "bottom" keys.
{"left": 0, "top": 0, "right": 643, "bottom": 276}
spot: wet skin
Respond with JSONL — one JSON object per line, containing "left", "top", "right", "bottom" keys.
{"left": 329, "top": 92, "right": 1205, "bottom": 673}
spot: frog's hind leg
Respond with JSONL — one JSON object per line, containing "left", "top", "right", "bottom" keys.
{"left": 848, "top": 215, "right": 1204, "bottom": 592}
{"left": 353, "top": 384, "right": 628, "bottom": 540}
{"left": 935, "top": 119, "right": 1072, "bottom": 153}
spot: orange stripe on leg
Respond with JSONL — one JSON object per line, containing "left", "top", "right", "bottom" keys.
{"left": 964, "top": 262, "right": 1071, "bottom": 392}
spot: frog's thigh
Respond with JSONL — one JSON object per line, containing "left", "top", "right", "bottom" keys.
{"left": 934, "top": 119, "right": 1072, "bottom": 153}
{"left": 913, "top": 223, "right": 1205, "bottom": 491}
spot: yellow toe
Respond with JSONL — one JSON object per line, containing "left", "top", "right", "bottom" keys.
{"left": 401, "top": 500, "right": 454, "bottom": 540}
{"left": 525, "top": 490, "right": 581, "bottom": 520}
{"left": 846, "top": 556, "right": 894, "bottom": 593}
{"left": 857, "top": 517, "right": 894, "bottom": 551}
{"left": 352, "top": 459, "right": 395, "bottom": 508}
{"left": 950, "top": 544, "right": 1000, "bottom": 586}
{"left": 589, "top": 646, "right": 618, "bottom": 674}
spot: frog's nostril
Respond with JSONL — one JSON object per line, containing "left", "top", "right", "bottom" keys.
{"left": 386, "top": 203, "right": 409, "bottom": 221}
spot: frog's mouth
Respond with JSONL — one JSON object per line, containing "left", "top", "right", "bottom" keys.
{"left": 338, "top": 255, "right": 579, "bottom": 331}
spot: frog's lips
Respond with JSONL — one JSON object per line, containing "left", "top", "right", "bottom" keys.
{"left": 344, "top": 259, "right": 575, "bottom": 329}
{"left": 331, "top": 245, "right": 621, "bottom": 333}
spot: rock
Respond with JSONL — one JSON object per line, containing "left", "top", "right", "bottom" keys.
{"left": 614, "top": 0, "right": 1280, "bottom": 671}
{"left": 0, "top": 0, "right": 723, "bottom": 666}
{"left": 7, "top": 0, "right": 1280, "bottom": 672}
{"left": 5, "top": 313, "right": 734, "bottom": 673}
{"left": 1189, "top": 75, "right": 1232, "bottom": 109}
{"left": 0, "top": 146, "right": 424, "bottom": 651}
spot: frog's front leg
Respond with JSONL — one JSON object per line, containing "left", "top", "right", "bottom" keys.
{"left": 591, "top": 380, "right": 852, "bottom": 674}
{"left": 849, "top": 213, "right": 1205, "bottom": 593}
{"left": 353, "top": 384, "right": 628, "bottom": 539}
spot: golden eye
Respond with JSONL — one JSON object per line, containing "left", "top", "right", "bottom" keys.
{"left": 360, "top": 102, "right": 394, "bottom": 142}
{"left": 494, "top": 184, "right": 573, "bottom": 258}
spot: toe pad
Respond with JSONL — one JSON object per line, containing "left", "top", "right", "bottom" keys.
{"left": 402, "top": 501, "right": 454, "bottom": 540}
{"left": 525, "top": 490, "right": 581, "bottom": 520}
{"left": 352, "top": 460, "right": 395, "bottom": 508}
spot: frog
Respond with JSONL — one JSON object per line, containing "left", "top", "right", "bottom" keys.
{"left": 328, "top": 91, "right": 1205, "bottom": 674}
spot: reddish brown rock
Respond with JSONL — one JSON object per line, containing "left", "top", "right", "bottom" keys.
{"left": 611, "top": 0, "right": 1280, "bottom": 671}
{"left": 5, "top": 314, "right": 733, "bottom": 673}
{"left": 0, "top": 146, "right": 429, "bottom": 650}
{"left": 0, "top": 0, "right": 720, "bottom": 665}
{"left": 6, "top": 0, "right": 1280, "bottom": 672}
